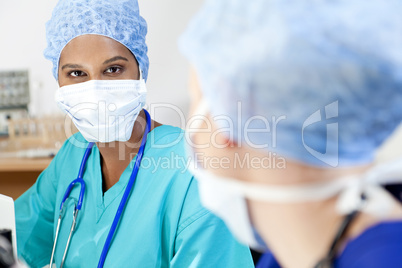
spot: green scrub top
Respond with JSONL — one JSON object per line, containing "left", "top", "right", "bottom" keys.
{"left": 15, "top": 125, "right": 254, "bottom": 268}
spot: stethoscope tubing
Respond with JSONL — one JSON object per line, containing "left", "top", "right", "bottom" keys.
{"left": 97, "top": 109, "right": 151, "bottom": 267}
{"left": 60, "top": 142, "right": 94, "bottom": 211}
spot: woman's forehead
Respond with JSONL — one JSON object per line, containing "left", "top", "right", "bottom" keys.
{"left": 59, "top": 35, "right": 135, "bottom": 64}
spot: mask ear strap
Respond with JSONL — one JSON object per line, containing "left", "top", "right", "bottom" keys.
{"left": 139, "top": 68, "right": 143, "bottom": 80}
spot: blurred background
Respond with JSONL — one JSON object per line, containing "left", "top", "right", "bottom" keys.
{"left": 0, "top": 0, "right": 202, "bottom": 198}
{"left": 0, "top": 0, "right": 203, "bottom": 126}
{"left": 0, "top": 0, "right": 401, "bottom": 199}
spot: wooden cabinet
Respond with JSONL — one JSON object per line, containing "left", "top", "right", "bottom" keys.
{"left": 0, "top": 157, "right": 51, "bottom": 200}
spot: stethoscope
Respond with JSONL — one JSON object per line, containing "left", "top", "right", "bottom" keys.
{"left": 50, "top": 109, "right": 151, "bottom": 268}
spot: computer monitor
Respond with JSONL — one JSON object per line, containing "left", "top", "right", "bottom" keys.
{"left": 0, "top": 194, "right": 18, "bottom": 262}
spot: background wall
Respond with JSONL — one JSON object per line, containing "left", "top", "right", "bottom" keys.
{"left": 0, "top": 0, "right": 401, "bottom": 162}
{"left": 0, "top": 0, "right": 202, "bottom": 126}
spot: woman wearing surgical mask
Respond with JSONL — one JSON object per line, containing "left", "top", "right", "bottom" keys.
{"left": 180, "top": 0, "right": 402, "bottom": 267}
{"left": 14, "top": 0, "right": 254, "bottom": 267}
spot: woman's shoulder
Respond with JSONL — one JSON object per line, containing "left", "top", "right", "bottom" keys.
{"left": 336, "top": 221, "right": 402, "bottom": 267}
{"left": 148, "top": 125, "right": 185, "bottom": 145}
{"left": 145, "top": 125, "right": 187, "bottom": 157}
{"left": 59, "top": 126, "right": 186, "bottom": 152}
{"left": 58, "top": 131, "right": 90, "bottom": 155}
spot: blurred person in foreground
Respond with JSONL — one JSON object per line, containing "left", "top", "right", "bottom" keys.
{"left": 180, "top": 0, "right": 402, "bottom": 267}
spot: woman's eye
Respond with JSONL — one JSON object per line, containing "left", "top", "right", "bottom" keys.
{"left": 69, "top": 70, "right": 86, "bottom": 77}
{"left": 105, "top": 66, "right": 122, "bottom": 74}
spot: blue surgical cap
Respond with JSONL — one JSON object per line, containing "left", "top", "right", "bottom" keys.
{"left": 44, "top": 0, "right": 149, "bottom": 81}
{"left": 180, "top": 0, "right": 402, "bottom": 167}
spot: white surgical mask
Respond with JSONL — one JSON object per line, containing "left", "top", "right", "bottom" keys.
{"left": 56, "top": 73, "right": 147, "bottom": 143}
{"left": 186, "top": 99, "right": 402, "bottom": 251}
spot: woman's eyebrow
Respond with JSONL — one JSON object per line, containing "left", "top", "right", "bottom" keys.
{"left": 61, "top": 63, "right": 83, "bottom": 70}
{"left": 103, "top": 56, "right": 129, "bottom": 65}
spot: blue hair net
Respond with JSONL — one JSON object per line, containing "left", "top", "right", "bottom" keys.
{"left": 44, "top": 0, "right": 149, "bottom": 81}
{"left": 180, "top": 0, "right": 402, "bottom": 167}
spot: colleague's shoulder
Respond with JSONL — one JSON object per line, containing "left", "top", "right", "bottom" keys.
{"left": 336, "top": 221, "right": 402, "bottom": 267}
